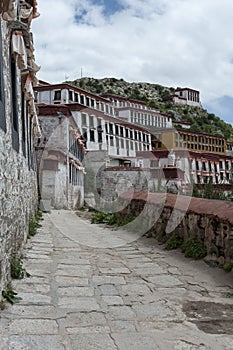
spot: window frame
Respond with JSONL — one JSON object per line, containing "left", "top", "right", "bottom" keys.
{"left": 10, "top": 48, "right": 19, "bottom": 152}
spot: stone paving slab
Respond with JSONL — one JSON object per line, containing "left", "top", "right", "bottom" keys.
{"left": 1, "top": 209, "right": 233, "bottom": 350}
{"left": 9, "top": 319, "right": 59, "bottom": 335}
{"left": 9, "top": 336, "right": 65, "bottom": 350}
{"left": 69, "top": 334, "right": 117, "bottom": 350}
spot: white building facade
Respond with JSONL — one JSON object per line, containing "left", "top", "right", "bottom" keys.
{"left": 35, "top": 84, "right": 152, "bottom": 164}
{"left": 172, "top": 88, "right": 201, "bottom": 107}
{"left": 35, "top": 83, "right": 115, "bottom": 116}
{"left": 102, "top": 93, "right": 173, "bottom": 129}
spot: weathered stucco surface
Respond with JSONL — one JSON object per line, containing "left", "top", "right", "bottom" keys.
{"left": 37, "top": 114, "right": 84, "bottom": 209}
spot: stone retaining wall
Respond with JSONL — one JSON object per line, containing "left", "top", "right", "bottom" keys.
{"left": 117, "top": 192, "right": 233, "bottom": 265}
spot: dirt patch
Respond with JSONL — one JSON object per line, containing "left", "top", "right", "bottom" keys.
{"left": 75, "top": 210, "right": 93, "bottom": 221}
{"left": 183, "top": 301, "right": 233, "bottom": 334}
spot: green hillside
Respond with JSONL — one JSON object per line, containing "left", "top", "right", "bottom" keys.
{"left": 67, "top": 77, "right": 233, "bottom": 141}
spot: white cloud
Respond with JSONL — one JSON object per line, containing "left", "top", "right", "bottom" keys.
{"left": 32, "top": 0, "right": 233, "bottom": 122}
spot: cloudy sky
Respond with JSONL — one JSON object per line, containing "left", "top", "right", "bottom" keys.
{"left": 32, "top": 0, "right": 233, "bottom": 125}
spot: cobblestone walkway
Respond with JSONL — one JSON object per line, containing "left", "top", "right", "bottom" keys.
{"left": 1, "top": 210, "right": 233, "bottom": 350}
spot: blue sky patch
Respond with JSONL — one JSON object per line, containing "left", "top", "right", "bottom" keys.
{"left": 90, "top": 0, "right": 125, "bottom": 17}
{"left": 75, "top": 9, "right": 88, "bottom": 23}
{"left": 204, "top": 96, "right": 233, "bottom": 125}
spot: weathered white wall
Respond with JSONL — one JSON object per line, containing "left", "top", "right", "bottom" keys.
{"left": 37, "top": 114, "right": 85, "bottom": 210}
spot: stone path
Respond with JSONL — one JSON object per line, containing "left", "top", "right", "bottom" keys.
{"left": 1, "top": 210, "right": 233, "bottom": 350}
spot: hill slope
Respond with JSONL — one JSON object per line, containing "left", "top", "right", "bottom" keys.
{"left": 67, "top": 77, "right": 233, "bottom": 141}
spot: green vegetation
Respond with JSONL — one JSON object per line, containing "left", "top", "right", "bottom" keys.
{"left": 11, "top": 256, "right": 29, "bottom": 279}
{"left": 192, "top": 181, "right": 233, "bottom": 201}
{"left": 35, "top": 210, "right": 43, "bottom": 221}
{"left": 91, "top": 211, "right": 118, "bottom": 225}
{"left": 166, "top": 105, "right": 233, "bottom": 141}
{"left": 156, "top": 224, "right": 167, "bottom": 243}
{"left": 182, "top": 236, "right": 206, "bottom": 259}
{"left": 66, "top": 77, "right": 233, "bottom": 141}
{"left": 28, "top": 210, "right": 43, "bottom": 238}
{"left": 165, "top": 234, "right": 183, "bottom": 250}
{"left": 91, "top": 211, "right": 135, "bottom": 227}
{"left": 223, "top": 263, "right": 233, "bottom": 272}
{"left": 2, "top": 288, "right": 22, "bottom": 305}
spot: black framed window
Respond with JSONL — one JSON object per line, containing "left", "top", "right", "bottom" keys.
{"left": 21, "top": 92, "right": 27, "bottom": 157}
{"left": 10, "top": 49, "right": 19, "bottom": 151}
{"left": 0, "top": 22, "right": 6, "bottom": 132}
{"left": 54, "top": 90, "right": 61, "bottom": 101}
{"left": 28, "top": 116, "right": 35, "bottom": 170}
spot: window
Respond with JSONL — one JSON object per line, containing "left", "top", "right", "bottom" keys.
{"left": 150, "top": 160, "right": 159, "bottom": 167}
{"left": 74, "top": 93, "right": 79, "bottom": 102}
{"left": 90, "top": 129, "right": 95, "bottom": 142}
{"left": 69, "top": 163, "right": 72, "bottom": 183}
{"left": 21, "top": 92, "right": 26, "bottom": 157}
{"left": 98, "top": 131, "right": 102, "bottom": 143}
{"left": 89, "top": 115, "right": 94, "bottom": 128}
{"left": 10, "top": 51, "right": 19, "bottom": 152}
{"left": 82, "top": 130, "right": 87, "bottom": 142}
{"left": 0, "top": 23, "right": 6, "bottom": 132}
{"left": 69, "top": 164, "right": 79, "bottom": 185}
{"left": 120, "top": 127, "right": 124, "bottom": 137}
{"left": 69, "top": 132, "right": 84, "bottom": 162}
{"left": 69, "top": 90, "right": 73, "bottom": 101}
{"left": 54, "top": 90, "right": 61, "bottom": 101}
{"left": 28, "top": 116, "right": 35, "bottom": 170}
{"left": 81, "top": 113, "right": 87, "bottom": 126}
{"left": 109, "top": 123, "right": 113, "bottom": 134}
{"left": 80, "top": 95, "right": 85, "bottom": 104}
